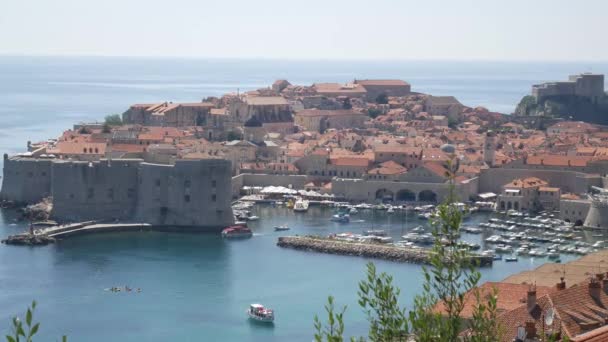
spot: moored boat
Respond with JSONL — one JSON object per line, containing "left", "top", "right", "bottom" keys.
{"left": 274, "top": 225, "right": 290, "bottom": 231}
{"left": 221, "top": 225, "right": 253, "bottom": 239}
{"left": 293, "top": 199, "right": 309, "bottom": 212}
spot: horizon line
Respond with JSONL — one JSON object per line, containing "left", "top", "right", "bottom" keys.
{"left": 1, "top": 53, "right": 608, "bottom": 64}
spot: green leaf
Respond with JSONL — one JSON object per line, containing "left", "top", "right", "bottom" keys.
{"left": 25, "top": 310, "right": 32, "bottom": 327}
{"left": 6, "top": 336, "right": 16, "bottom": 342}
{"left": 29, "top": 323, "right": 39, "bottom": 336}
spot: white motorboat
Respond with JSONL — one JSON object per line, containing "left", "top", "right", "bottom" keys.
{"left": 274, "top": 225, "right": 290, "bottom": 231}
{"left": 247, "top": 304, "right": 274, "bottom": 323}
{"left": 293, "top": 199, "right": 309, "bottom": 212}
{"left": 349, "top": 207, "right": 358, "bottom": 215}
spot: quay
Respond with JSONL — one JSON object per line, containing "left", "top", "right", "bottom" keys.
{"left": 277, "top": 236, "right": 493, "bottom": 267}
{"left": 2, "top": 222, "right": 152, "bottom": 246}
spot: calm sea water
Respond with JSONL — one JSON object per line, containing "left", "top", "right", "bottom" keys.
{"left": 0, "top": 57, "right": 607, "bottom": 341}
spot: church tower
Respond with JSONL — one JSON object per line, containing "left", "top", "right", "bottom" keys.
{"left": 484, "top": 131, "right": 496, "bottom": 167}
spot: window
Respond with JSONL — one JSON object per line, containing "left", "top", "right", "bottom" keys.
{"left": 87, "top": 188, "right": 94, "bottom": 199}
{"left": 41, "top": 172, "right": 47, "bottom": 177}
{"left": 184, "top": 195, "right": 191, "bottom": 202}
{"left": 184, "top": 180, "right": 191, "bottom": 188}
{"left": 107, "top": 188, "right": 114, "bottom": 200}
{"left": 155, "top": 179, "right": 161, "bottom": 186}
{"left": 212, "top": 180, "right": 217, "bottom": 188}
{"left": 211, "top": 194, "right": 217, "bottom": 202}
{"left": 127, "top": 188, "right": 135, "bottom": 199}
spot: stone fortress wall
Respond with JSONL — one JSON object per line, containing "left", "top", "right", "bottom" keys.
{"left": 0, "top": 155, "right": 52, "bottom": 203}
{"left": 51, "top": 159, "right": 141, "bottom": 222}
{"left": 0, "top": 156, "right": 234, "bottom": 230}
{"left": 532, "top": 73, "right": 605, "bottom": 103}
{"left": 135, "top": 159, "right": 234, "bottom": 228}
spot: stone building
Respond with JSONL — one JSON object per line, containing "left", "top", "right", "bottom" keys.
{"left": 312, "top": 83, "right": 367, "bottom": 98}
{"left": 293, "top": 109, "right": 367, "bottom": 133}
{"left": 532, "top": 73, "right": 605, "bottom": 103}
{"left": 424, "top": 96, "right": 464, "bottom": 118}
{"left": 122, "top": 102, "right": 215, "bottom": 127}
{"left": 496, "top": 177, "right": 554, "bottom": 212}
{"left": 228, "top": 95, "right": 292, "bottom": 124}
{"left": 353, "top": 79, "right": 411, "bottom": 101}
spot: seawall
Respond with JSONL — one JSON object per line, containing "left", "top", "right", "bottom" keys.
{"left": 277, "top": 236, "right": 492, "bottom": 266}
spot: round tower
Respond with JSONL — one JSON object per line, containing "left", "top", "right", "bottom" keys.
{"left": 584, "top": 195, "right": 608, "bottom": 229}
{"left": 483, "top": 131, "right": 496, "bottom": 167}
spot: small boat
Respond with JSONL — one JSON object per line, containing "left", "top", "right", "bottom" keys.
{"left": 246, "top": 215, "right": 260, "bottom": 221}
{"left": 221, "top": 225, "right": 253, "bottom": 239}
{"left": 274, "top": 225, "right": 290, "bottom": 231}
{"left": 505, "top": 256, "right": 518, "bottom": 262}
{"left": 387, "top": 207, "right": 395, "bottom": 214}
{"left": 293, "top": 199, "right": 309, "bottom": 212}
{"left": 247, "top": 304, "right": 274, "bottom": 323}
{"left": 331, "top": 214, "right": 350, "bottom": 223}
{"left": 349, "top": 207, "right": 358, "bottom": 215}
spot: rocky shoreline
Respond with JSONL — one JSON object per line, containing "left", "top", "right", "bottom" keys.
{"left": 1, "top": 233, "right": 55, "bottom": 246}
{"left": 277, "top": 236, "right": 493, "bottom": 266}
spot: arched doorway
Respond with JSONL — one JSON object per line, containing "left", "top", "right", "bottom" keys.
{"left": 418, "top": 190, "right": 437, "bottom": 203}
{"left": 375, "top": 189, "right": 394, "bottom": 202}
{"left": 395, "top": 189, "right": 416, "bottom": 202}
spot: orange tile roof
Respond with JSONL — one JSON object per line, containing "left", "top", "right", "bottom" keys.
{"left": 504, "top": 177, "right": 548, "bottom": 189}
{"left": 330, "top": 157, "right": 370, "bottom": 167}
{"left": 435, "top": 282, "right": 555, "bottom": 319}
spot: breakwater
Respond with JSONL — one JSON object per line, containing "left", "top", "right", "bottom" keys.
{"left": 277, "top": 236, "right": 493, "bottom": 267}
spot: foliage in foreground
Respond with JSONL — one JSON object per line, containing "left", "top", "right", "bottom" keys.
{"left": 314, "top": 162, "right": 501, "bottom": 341}
{"left": 5, "top": 301, "right": 66, "bottom": 342}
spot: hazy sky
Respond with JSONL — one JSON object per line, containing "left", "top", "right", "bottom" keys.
{"left": 1, "top": 0, "right": 606, "bottom": 61}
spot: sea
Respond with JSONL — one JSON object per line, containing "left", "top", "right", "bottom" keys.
{"left": 0, "top": 57, "right": 607, "bottom": 341}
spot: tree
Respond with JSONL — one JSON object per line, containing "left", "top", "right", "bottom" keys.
{"left": 367, "top": 108, "right": 382, "bottom": 119}
{"left": 342, "top": 98, "right": 352, "bottom": 110}
{"left": 226, "top": 131, "right": 242, "bottom": 141}
{"left": 5, "top": 301, "right": 67, "bottom": 342}
{"left": 104, "top": 114, "right": 122, "bottom": 126}
{"left": 375, "top": 93, "right": 388, "bottom": 104}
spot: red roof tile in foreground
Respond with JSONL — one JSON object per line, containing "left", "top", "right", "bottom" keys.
{"left": 435, "top": 282, "right": 555, "bottom": 319}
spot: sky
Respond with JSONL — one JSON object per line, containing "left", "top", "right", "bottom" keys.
{"left": 1, "top": 0, "right": 607, "bottom": 61}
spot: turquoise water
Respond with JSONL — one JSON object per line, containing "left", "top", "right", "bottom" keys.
{"left": 0, "top": 205, "right": 578, "bottom": 341}
{"left": 1, "top": 57, "right": 606, "bottom": 340}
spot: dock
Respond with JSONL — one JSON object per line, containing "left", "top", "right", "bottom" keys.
{"left": 277, "top": 236, "right": 493, "bottom": 267}
{"left": 2, "top": 222, "right": 152, "bottom": 246}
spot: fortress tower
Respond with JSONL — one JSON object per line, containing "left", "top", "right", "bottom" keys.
{"left": 584, "top": 194, "right": 608, "bottom": 229}
{"left": 483, "top": 131, "right": 496, "bottom": 167}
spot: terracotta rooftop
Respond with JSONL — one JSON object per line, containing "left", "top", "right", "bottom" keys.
{"left": 504, "top": 177, "right": 548, "bottom": 189}
{"left": 295, "top": 109, "right": 364, "bottom": 117}
{"left": 330, "top": 157, "right": 370, "bottom": 167}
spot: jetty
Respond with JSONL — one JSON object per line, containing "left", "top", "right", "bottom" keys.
{"left": 277, "top": 236, "right": 493, "bottom": 267}
{"left": 2, "top": 222, "right": 152, "bottom": 246}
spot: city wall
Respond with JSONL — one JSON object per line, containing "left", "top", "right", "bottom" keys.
{"left": 1, "top": 156, "right": 234, "bottom": 230}
{"left": 136, "top": 160, "right": 234, "bottom": 229}
{"left": 0, "top": 155, "right": 52, "bottom": 203}
{"left": 51, "top": 159, "right": 140, "bottom": 222}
